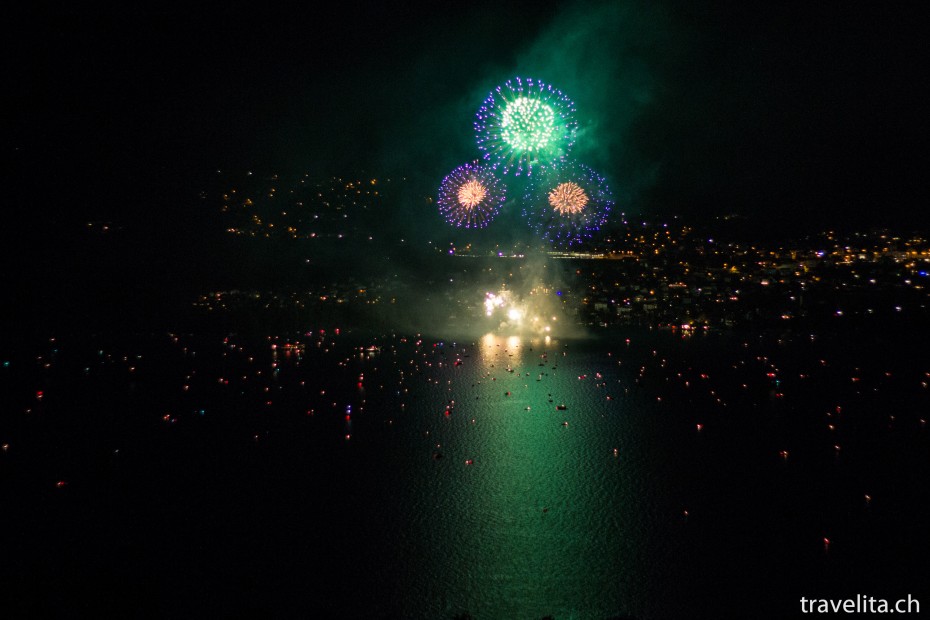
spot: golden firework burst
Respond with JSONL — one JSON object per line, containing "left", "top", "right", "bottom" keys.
{"left": 548, "top": 181, "right": 588, "bottom": 215}
{"left": 457, "top": 179, "right": 488, "bottom": 208}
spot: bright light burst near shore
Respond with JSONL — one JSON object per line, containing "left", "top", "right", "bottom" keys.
{"left": 523, "top": 162, "right": 613, "bottom": 246}
{"left": 437, "top": 162, "right": 506, "bottom": 228}
{"left": 475, "top": 77, "right": 577, "bottom": 176}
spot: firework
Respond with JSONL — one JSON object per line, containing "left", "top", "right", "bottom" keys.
{"left": 523, "top": 161, "right": 613, "bottom": 246}
{"left": 437, "top": 162, "right": 506, "bottom": 228}
{"left": 484, "top": 291, "right": 507, "bottom": 316}
{"left": 548, "top": 182, "right": 589, "bottom": 215}
{"left": 475, "top": 77, "right": 577, "bottom": 176}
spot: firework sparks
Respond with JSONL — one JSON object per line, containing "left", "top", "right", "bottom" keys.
{"left": 485, "top": 292, "right": 506, "bottom": 316}
{"left": 524, "top": 161, "right": 613, "bottom": 246}
{"left": 457, "top": 179, "right": 488, "bottom": 208}
{"left": 437, "top": 162, "right": 506, "bottom": 228}
{"left": 475, "top": 77, "right": 577, "bottom": 176}
{"left": 548, "top": 181, "right": 589, "bottom": 215}
{"left": 501, "top": 97, "right": 556, "bottom": 152}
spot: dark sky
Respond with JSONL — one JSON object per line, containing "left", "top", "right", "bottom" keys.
{"left": 8, "top": 2, "right": 927, "bottom": 234}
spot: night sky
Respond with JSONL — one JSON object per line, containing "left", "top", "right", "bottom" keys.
{"left": 5, "top": 2, "right": 927, "bottom": 294}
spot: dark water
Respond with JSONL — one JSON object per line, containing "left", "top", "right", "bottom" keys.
{"left": 1, "top": 328, "right": 927, "bottom": 618}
